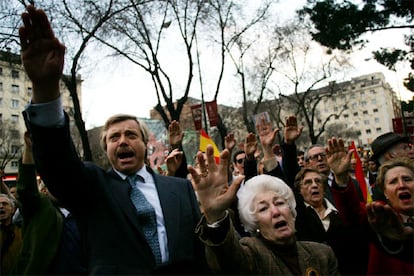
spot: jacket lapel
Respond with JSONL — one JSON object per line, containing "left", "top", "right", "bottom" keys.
{"left": 107, "top": 169, "right": 146, "bottom": 237}
{"left": 150, "top": 169, "right": 180, "bottom": 257}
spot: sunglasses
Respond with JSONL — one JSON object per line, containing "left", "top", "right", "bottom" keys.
{"left": 236, "top": 158, "right": 244, "bottom": 164}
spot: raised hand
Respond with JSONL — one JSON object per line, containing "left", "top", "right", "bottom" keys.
{"left": 326, "top": 137, "right": 352, "bottom": 185}
{"left": 19, "top": 5, "right": 65, "bottom": 103}
{"left": 224, "top": 133, "right": 236, "bottom": 153}
{"left": 367, "top": 201, "right": 413, "bottom": 241}
{"left": 168, "top": 120, "right": 184, "bottom": 149}
{"left": 256, "top": 115, "right": 279, "bottom": 160}
{"left": 188, "top": 145, "right": 243, "bottom": 223}
{"left": 244, "top": 133, "right": 257, "bottom": 160}
{"left": 284, "top": 116, "right": 303, "bottom": 144}
{"left": 164, "top": 148, "right": 183, "bottom": 176}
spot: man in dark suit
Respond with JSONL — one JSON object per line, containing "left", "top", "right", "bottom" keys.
{"left": 19, "top": 5, "right": 207, "bottom": 274}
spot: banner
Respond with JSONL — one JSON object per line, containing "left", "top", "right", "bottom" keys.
{"left": 190, "top": 104, "right": 203, "bottom": 130}
{"left": 349, "top": 141, "right": 372, "bottom": 203}
{"left": 205, "top": 100, "right": 218, "bottom": 127}
{"left": 199, "top": 129, "right": 220, "bottom": 164}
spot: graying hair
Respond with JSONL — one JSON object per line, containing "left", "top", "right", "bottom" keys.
{"left": 237, "top": 174, "right": 296, "bottom": 234}
{"left": 0, "top": 193, "right": 15, "bottom": 209}
{"left": 304, "top": 144, "right": 325, "bottom": 161}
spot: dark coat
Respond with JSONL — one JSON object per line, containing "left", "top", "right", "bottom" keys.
{"left": 197, "top": 216, "right": 339, "bottom": 275}
{"left": 24, "top": 113, "right": 207, "bottom": 275}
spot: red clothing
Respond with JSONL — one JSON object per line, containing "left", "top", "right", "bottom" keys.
{"left": 367, "top": 242, "right": 414, "bottom": 275}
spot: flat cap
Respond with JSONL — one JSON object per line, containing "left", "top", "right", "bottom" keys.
{"left": 371, "top": 132, "right": 410, "bottom": 160}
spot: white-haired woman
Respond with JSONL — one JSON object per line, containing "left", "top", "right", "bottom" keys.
{"left": 190, "top": 145, "right": 339, "bottom": 275}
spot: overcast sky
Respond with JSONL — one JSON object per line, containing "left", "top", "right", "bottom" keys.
{"left": 81, "top": 1, "right": 412, "bottom": 130}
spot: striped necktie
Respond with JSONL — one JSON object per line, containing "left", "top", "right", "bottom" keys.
{"left": 127, "top": 174, "right": 162, "bottom": 264}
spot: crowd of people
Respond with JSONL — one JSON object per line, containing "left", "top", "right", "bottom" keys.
{"left": 0, "top": 5, "right": 413, "bottom": 275}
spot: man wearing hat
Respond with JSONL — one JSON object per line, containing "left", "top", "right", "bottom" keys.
{"left": 370, "top": 132, "right": 414, "bottom": 201}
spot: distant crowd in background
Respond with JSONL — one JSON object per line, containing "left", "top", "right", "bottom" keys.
{"left": 0, "top": 5, "right": 413, "bottom": 276}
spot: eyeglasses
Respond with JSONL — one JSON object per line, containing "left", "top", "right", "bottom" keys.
{"left": 236, "top": 158, "right": 244, "bottom": 164}
{"left": 307, "top": 152, "right": 327, "bottom": 161}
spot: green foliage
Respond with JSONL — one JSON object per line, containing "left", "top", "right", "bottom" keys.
{"left": 299, "top": 0, "right": 414, "bottom": 92}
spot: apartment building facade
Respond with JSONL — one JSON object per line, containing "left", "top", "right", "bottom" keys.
{"left": 0, "top": 50, "right": 81, "bottom": 180}
{"left": 310, "top": 72, "right": 401, "bottom": 148}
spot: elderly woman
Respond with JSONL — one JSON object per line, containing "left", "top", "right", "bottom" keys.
{"left": 293, "top": 166, "right": 369, "bottom": 275}
{"left": 190, "top": 145, "right": 339, "bottom": 275}
{"left": 366, "top": 157, "right": 414, "bottom": 275}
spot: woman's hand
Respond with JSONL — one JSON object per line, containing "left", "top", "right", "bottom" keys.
{"left": 189, "top": 145, "right": 244, "bottom": 223}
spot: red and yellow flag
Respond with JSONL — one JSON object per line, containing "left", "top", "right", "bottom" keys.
{"left": 199, "top": 129, "right": 220, "bottom": 164}
{"left": 349, "top": 142, "right": 372, "bottom": 203}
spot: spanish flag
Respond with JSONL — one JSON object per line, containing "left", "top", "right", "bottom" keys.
{"left": 199, "top": 129, "right": 220, "bottom": 164}
{"left": 349, "top": 142, "right": 373, "bottom": 203}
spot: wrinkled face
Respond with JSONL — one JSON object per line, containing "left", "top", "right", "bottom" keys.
{"left": 300, "top": 172, "right": 324, "bottom": 208}
{"left": 0, "top": 197, "right": 14, "bottom": 223}
{"left": 383, "top": 166, "right": 414, "bottom": 216}
{"left": 388, "top": 142, "right": 414, "bottom": 160}
{"left": 106, "top": 119, "right": 146, "bottom": 175}
{"left": 306, "top": 147, "right": 329, "bottom": 174}
{"left": 234, "top": 152, "right": 246, "bottom": 175}
{"left": 254, "top": 191, "right": 296, "bottom": 244}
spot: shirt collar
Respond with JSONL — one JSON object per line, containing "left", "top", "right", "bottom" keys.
{"left": 115, "top": 166, "right": 149, "bottom": 182}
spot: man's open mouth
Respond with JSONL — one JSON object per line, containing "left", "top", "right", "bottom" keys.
{"left": 118, "top": 152, "right": 134, "bottom": 159}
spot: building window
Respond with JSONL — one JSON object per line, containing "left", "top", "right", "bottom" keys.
{"left": 11, "top": 114, "right": 18, "bottom": 123}
{"left": 366, "top": 129, "right": 371, "bottom": 134}
{"left": 0, "top": 82, "right": 3, "bottom": 91}
{"left": 364, "top": 119, "right": 370, "bottom": 125}
{"left": 0, "top": 97, "right": 2, "bottom": 107}
{"left": 360, "top": 91, "right": 365, "bottom": 96}
{"left": 371, "top": 99, "right": 377, "bottom": 104}
{"left": 376, "top": 127, "right": 382, "bottom": 132}
{"left": 370, "top": 89, "right": 376, "bottom": 94}
{"left": 375, "top": 118, "right": 380, "bottom": 123}
{"left": 11, "top": 99, "right": 19, "bottom": 109}
{"left": 27, "top": 87, "right": 32, "bottom": 95}
{"left": 0, "top": 113, "right": 2, "bottom": 121}
{"left": 11, "top": 161, "right": 18, "bottom": 168}
{"left": 373, "top": 108, "right": 378, "bottom": 112}
{"left": 351, "top": 103, "right": 357, "bottom": 108}
{"left": 344, "top": 114, "right": 349, "bottom": 118}
{"left": 11, "top": 70, "right": 19, "bottom": 79}
{"left": 11, "top": 144, "right": 20, "bottom": 153}
{"left": 11, "top": 84, "right": 19, "bottom": 94}
{"left": 361, "top": 101, "right": 367, "bottom": 106}
{"left": 11, "top": 130, "right": 20, "bottom": 139}
{"left": 334, "top": 106, "right": 338, "bottom": 112}
{"left": 353, "top": 112, "right": 358, "bottom": 116}
{"left": 363, "top": 110, "right": 368, "bottom": 114}
{"left": 0, "top": 67, "right": 2, "bottom": 75}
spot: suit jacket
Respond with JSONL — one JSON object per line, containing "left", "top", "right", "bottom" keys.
{"left": 25, "top": 114, "right": 207, "bottom": 275}
{"left": 197, "top": 216, "right": 339, "bottom": 275}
